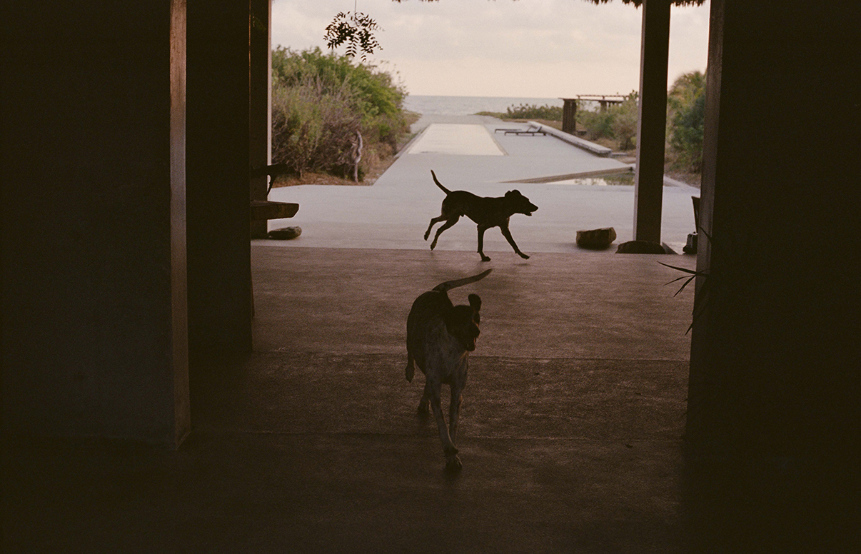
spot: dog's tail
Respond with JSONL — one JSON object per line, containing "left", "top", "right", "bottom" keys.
{"left": 430, "top": 170, "right": 451, "bottom": 195}
{"left": 433, "top": 269, "right": 492, "bottom": 293}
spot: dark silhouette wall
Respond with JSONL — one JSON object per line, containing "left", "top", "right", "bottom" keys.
{"left": 1, "top": 0, "right": 190, "bottom": 444}
{"left": 689, "top": 0, "right": 860, "bottom": 462}
{"left": 186, "top": 0, "right": 254, "bottom": 367}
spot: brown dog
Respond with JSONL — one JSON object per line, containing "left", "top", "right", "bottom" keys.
{"left": 405, "top": 269, "right": 491, "bottom": 470}
{"left": 424, "top": 170, "right": 538, "bottom": 261}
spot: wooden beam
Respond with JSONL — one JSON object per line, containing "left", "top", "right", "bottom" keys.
{"left": 633, "top": 0, "right": 671, "bottom": 243}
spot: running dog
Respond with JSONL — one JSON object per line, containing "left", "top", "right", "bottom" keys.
{"left": 405, "top": 269, "right": 491, "bottom": 471}
{"left": 424, "top": 170, "right": 538, "bottom": 261}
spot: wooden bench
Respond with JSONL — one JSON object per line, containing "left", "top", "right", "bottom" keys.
{"left": 494, "top": 125, "right": 546, "bottom": 136}
{"left": 249, "top": 164, "right": 299, "bottom": 239}
{"left": 249, "top": 167, "right": 300, "bottom": 316}
{"left": 250, "top": 200, "right": 299, "bottom": 222}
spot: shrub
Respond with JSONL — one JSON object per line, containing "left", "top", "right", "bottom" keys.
{"left": 271, "top": 79, "right": 360, "bottom": 177}
{"left": 504, "top": 103, "right": 563, "bottom": 121}
{"left": 667, "top": 71, "right": 706, "bottom": 172}
{"left": 609, "top": 91, "right": 639, "bottom": 150}
{"left": 270, "top": 47, "right": 410, "bottom": 179}
{"left": 577, "top": 108, "right": 616, "bottom": 141}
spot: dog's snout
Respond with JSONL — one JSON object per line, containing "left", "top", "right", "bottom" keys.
{"left": 466, "top": 333, "right": 479, "bottom": 351}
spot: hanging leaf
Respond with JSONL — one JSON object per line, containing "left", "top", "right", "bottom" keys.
{"left": 325, "top": 11, "right": 382, "bottom": 62}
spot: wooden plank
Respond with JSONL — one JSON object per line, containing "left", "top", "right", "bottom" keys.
{"left": 250, "top": 200, "right": 299, "bottom": 221}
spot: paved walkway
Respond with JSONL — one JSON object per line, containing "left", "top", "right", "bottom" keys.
{"left": 265, "top": 114, "right": 700, "bottom": 255}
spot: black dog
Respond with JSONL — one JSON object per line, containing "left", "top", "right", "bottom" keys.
{"left": 405, "top": 269, "right": 491, "bottom": 471}
{"left": 424, "top": 170, "right": 538, "bottom": 262}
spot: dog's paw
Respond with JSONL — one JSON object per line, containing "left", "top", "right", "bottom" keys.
{"left": 417, "top": 402, "right": 429, "bottom": 416}
{"left": 445, "top": 455, "right": 463, "bottom": 472}
{"left": 518, "top": 252, "right": 530, "bottom": 259}
{"left": 480, "top": 255, "right": 491, "bottom": 262}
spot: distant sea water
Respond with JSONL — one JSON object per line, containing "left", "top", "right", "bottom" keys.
{"left": 404, "top": 95, "right": 564, "bottom": 116}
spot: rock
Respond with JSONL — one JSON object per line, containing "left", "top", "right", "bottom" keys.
{"left": 267, "top": 226, "right": 302, "bottom": 240}
{"left": 615, "top": 240, "right": 668, "bottom": 254}
{"left": 683, "top": 232, "right": 698, "bottom": 254}
{"left": 576, "top": 227, "right": 617, "bottom": 250}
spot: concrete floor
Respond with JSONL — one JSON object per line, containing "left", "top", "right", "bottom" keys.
{"left": 6, "top": 248, "right": 854, "bottom": 552}
{"left": 4, "top": 118, "right": 856, "bottom": 552}
{"left": 5, "top": 248, "right": 702, "bottom": 553}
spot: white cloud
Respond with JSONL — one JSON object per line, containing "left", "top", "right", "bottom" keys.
{"left": 271, "top": 0, "right": 710, "bottom": 97}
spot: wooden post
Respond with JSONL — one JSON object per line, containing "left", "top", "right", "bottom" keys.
{"left": 1, "top": 0, "right": 191, "bottom": 445}
{"left": 561, "top": 98, "right": 577, "bottom": 134}
{"left": 687, "top": 0, "right": 859, "bottom": 458}
{"left": 187, "top": 0, "right": 254, "bottom": 361}
{"left": 249, "top": 0, "right": 271, "bottom": 239}
{"left": 633, "top": 0, "right": 671, "bottom": 244}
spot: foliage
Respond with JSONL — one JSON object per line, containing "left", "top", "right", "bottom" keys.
{"left": 270, "top": 47, "right": 409, "bottom": 179}
{"left": 577, "top": 107, "right": 616, "bottom": 141}
{"left": 571, "top": 74, "right": 706, "bottom": 170}
{"left": 324, "top": 12, "right": 382, "bottom": 62}
{"left": 271, "top": 79, "right": 361, "bottom": 178}
{"left": 609, "top": 91, "right": 639, "bottom": 150}
{"left": 667, "top": 71, "right": 706, "bottom": 172}
{"left": 575, "top": 91, "right": 638, "bottom": 150}
{"left": 504, "top": 103, "right": 563, "bottom": 121}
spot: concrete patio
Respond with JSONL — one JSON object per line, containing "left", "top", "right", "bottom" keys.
{"left": 6, "top": 247, "right": 703, "bottom": 552}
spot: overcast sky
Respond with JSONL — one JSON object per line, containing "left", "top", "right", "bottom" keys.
{"left": 272, "top": 0, "right": 710, "bottom": 98}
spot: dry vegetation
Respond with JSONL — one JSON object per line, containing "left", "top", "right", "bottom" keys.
{"left": 272, "top": 111, "right": 420, "bottom": 188}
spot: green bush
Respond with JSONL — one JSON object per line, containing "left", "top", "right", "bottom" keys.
{"left": 504, "top": 103, "right": 563, "bottom": 121}
{"left": 574, "top": 91, "right": 638, "bottom": 150}
{"left": 577, "top": 106, "right": 614, "bottom": 141}
{"left": 271, "top": 79, "right": 361, "bottom": 177}
{"left": 667, "top": 71, "right": 706, "bottom": 172}
{"left": 270, "top": 47, "right": 409, "bottom": 178}
{"left": 609, "top": 92, "right": 639, "bottom": 150}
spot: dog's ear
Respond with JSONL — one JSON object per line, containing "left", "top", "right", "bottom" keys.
{"left": 468, "top": 293, "right": 481, "bottom": 312}
{"left": 505, "top": 190, "right": 523, "bottom": 199}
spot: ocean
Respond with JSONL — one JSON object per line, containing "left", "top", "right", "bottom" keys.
{"left": 404, "top": 95, "right": 564, "bottom": 117}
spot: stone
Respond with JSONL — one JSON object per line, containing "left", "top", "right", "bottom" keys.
{"left": 267, "top": 226, "right": 302, "bottom": 240}
{"left": 576, "top": 227, "right": 617, "bottom": 250}
{"left": 615, "top": 240, "right": 668, "bottom": 254}
{"left": 683, "top": 232, "right": 698, "bottom": 255}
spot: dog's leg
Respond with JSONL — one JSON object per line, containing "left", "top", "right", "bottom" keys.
{"left": 445, "top": 386, "right": 463, "bottom": 471}
{"left": 405, "top": 352, "right": 415, "bottom": 383}
{"left": 429, "top": 218, "right": 459, "bottom": 250}
{"left": 424, "top": 215, "right": 448, "bottom": 241}
{"left": 477, "top": 225, "right": 491, "bottom": 262}
{"left": 499, "top": 224, "right": 529, "bottom": 259}
{"left": 418, "top": 380, "right": 431, "bottom": 415}
{"left": 448, "top": 386, "right": 463, "bottom": 446}
{"left": 426, "top": 379, "right": 458, "bottom": 463}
